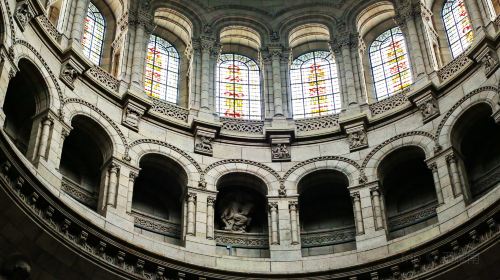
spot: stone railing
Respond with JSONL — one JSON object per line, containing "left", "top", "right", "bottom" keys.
{"left": 86, "top": 66, "right": 119, "bottom": 92}
{"left": 472, "top": 165, "right": 500, "bottom": 197}
{"left": 369, "top": 91, "right": 409, "bottom": 116}
{"left": 35, "top": 15, "right": 62, "bottom": 42}
{"left": 437, "top": 51, "right": 472, "bottom": 81}
{"left": 214, "top": 230, "right": 269, "bottom": 248}
{"left": 295, "top": 114, "right": 340, "bottom": 133}
{"left": 60, "top": 177, "right": 98, "bottom": 209}
{"left": 300, "top": 226, "right": 356, "bottom": 248}
{"left": 220, "top": 117, "right": 264, "bottom": 134}
{"left": 149, "top": 98, "right": 189, "bottom": 122}
{"left": 388, "top": 201, "right": 438, "bottom": 231}
{"left": 131, "top": 210, "right": 181, "bottom": 238}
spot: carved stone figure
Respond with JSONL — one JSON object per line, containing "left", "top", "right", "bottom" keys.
{"left": 15, "top": 3, "right": 32, "bottom": 30}
{"left": 419, "top": 98, "right": 438, "bottom": 120}
{"left": 219, "top": 193, "right": 255, "bottom": 233}
{"left": 60, "top": 64, "right": 79, "bottom": 89}
{"left": 195, "top": 136, "right": 213, "bottom": 154}
{"left": 482, "top": 51, "right": 498, "bottom": 73}
{"left": 271, "top": 143, "right": 290, "bottom": 161}
{"left": 348, "top": 130, "right": 367, "bottom": 150}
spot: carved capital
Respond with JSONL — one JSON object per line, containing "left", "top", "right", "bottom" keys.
{"left": 15, "top": 1, "right": 34, "bottom": 31}
{"left": 289, "top": 201, "right": 298, "bottom": 211}
{"left": 268, "top": 202, "right": 278, "bottom": 211}
{"left": 350, "top": 191, "right": 360, "bottom": 202}
{"left": 187, "top": 192, "right": 197, "bottom": 202}
{"left": 207, "top": 196, "right": 216, "bottom": 206}
{"left": 129, "top": 171, "right": 138, "bottom": 181}
{"left": 109, "top": 162, "right": 121, "bottom": 173}
{"left": 446, "top": 153, "right": 456, "bottom": 164}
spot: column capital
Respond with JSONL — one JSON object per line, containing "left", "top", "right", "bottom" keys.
{"left": 350, "top": 191, "right": 361, "bottom": 201}
{"left": 109, "top": 162, "right": 121, "bottom": 173}
{"left": 288, "top": 201, "right": 298, "bottom": 210}
{"left": 129, "top": 171, "right": 138, "bottom": 180}
{"left": 263, "top": 43, "right": 283, "bottom": 59}
{"left": 329, "top": 32, "right": 359, "bottom": 53}
{"left": 207, "top": 196, "right": 216, "bottom": 206}
{"left": 268, "top": 202, "right": 279, "bottom": 211}
{"left": 187, "top": 192, "right": 197, "bottom": 201}
{"left": 445, "top": 153, "right": 457, "bottom": 164}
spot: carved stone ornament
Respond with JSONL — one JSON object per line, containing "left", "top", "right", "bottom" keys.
{"left": 413, "top": 91, "right": 440, "bottom": 123}
{"left": 476, "top": 47, "right": 499, "bottom": 77}
{"left": 122, "top": 101, "right": 146, "bottom": 131}
{"left": 346, "top": 125, "right": 368, "bottom": 152}
{"left": 271, "top": 143, "right": 291, "bottom": 162}
{"left": 60, "top": 63, "right": 80, "bottom": 90}
{"left": 220, "top": 192, "right": 255, "bottom": 233}
{"left": 15, "top": 2, "right": 33, "bottom": 31}
{"left": 194, "top": 127, "right": 217, "bottom": 156}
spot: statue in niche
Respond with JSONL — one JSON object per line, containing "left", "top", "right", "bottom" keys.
{"left": 219, "top": 192, "right": 255, "bottom": 233}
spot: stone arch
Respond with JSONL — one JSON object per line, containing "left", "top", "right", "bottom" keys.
{"left": 362, "top": 131, "right": 435, "bottom": 182}
{"left": 12, "top": 40, "right": 64, "bottom": 111}
{"left": 203, "top": 160, "right": 280, "bottom": 195}
{"left": 151, "top": 1, "right": 206, "bottom": 38}
{"left": 211, "top": 16, "right": 269, "bottom": 48}
{"left": 435, "top": 86, "right": 499, "bottom": 150}
{"left": 128, "top": 139, "right": 202, "bottom": 188}
{"left": 62, "top": 99, "right": 127, "bottom": 157}
{"left": 0, "top": 0, "right": 15, "bottom": 45}
{"left": 282, "top": 156, "right": 361, "bottom": 195}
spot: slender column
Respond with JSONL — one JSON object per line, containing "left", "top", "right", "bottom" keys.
{"left": 351, "top": 192, "right": 365, "bottom": 235}
{"left": 106, "top": 163, "right": 120, "bottom": 207}
{"left": 405, "top": 19, "right": 426, "bottom": 77}
{"left": 126, "top": 171, "right": 138, "bottom": 213}
{"left": 289, "top": 201, "right": 299, "bottom": 245}
{"left": 269, "top": 45, "right": 284, "bottom": 116}
{"left": 206, "top": 196, "right": 216, "bottom": 240}
{"left": 186, "top": 192, "right": 197, "bottom": 236}
{"left": 370, "top": 187, "right": 384, "bottom": 230}
{"left": 429, "top": 163, "right": 444, "bottom": 205}
{"left": 446, "top": 154, "right": 463, "bottom": 197}
{"left": 269, "top": 202, "right": 279, "bottom": 245}
{"left": 200, "top": 37, "right": 214, "bottom": 111}
{"left": 130, "top": 23, "right": 145, "bottom": 86}
{"left": 69, "top": 0, "right": 90, "bottom": 42}
{"left": 331, "top": 35, "right": 358, "bottom": 107}
{"left": 37, "top": 116, "right": 53, "bottom": 160}
{"left": 466, "top": 0, "right": 484, "bottom": 30}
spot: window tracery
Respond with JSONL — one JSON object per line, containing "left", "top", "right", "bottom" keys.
{"left": 369, "top": 27, "right": 412, "bottom": 101}
{"left": 216, "top": 53, "right": 262, "bottom": 120}
{"left": 144, "top": 34, "right": 180, "bottom": 103}
{"left": 442, "top": 0, "right": 474, "bottom": 58}
{"left": 290, "top": 51, "right": 341, "bottom": 119}
{"left": 82, "top": 2, "right": 105, "bottom": 65}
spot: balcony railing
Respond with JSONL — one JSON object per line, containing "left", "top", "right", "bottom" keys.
{"left": 300, "top": 226, "right": 356, "bottom": 248}
{"left": 61, "top": 177, "right": 98, "bottom": 209}
{"left": 388, "top": 201, "right": 438, "bottom": 231}
{"left": 131, "top": 210, "right": 181, "bottom": 239}
{"left": 214, "top": 230, "right": 269, "bottom": 249}
{"left": 471, "top": 164, "right": 500, "bottom": 197}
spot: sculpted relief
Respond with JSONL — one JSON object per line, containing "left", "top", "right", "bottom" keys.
{"left": 219, "top": 192, "right": 255, "bottom": 233}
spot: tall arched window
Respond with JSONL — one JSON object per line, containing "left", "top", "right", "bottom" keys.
{"left": 290, "top": 51, "right": 341, "bottom": 119}
{"left": 442, "top": 0, "right": 474, "bottom": 58}
{"left": 144, "top": 35, "right": 180, "bottom": 103}
{"left": 369, "top": 26, "right": 412, "bottom": 101}
{"left": 82, "top": 2, "right": 106, "bottom": 65}
{"left": 216, "top": 54, "right": 262, "bottom": 120}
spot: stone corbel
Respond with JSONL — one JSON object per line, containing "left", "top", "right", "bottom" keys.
{"left": 15, "top": 1, "right": 35, "bottom": 31}
{"left": 340, "top": 114, "right": 369, "bottom": 152}
{"left": 266, "top": 128, "right": 294, "bottom": 163}
{"left": 59, "top": 58, "right": 85, "bottom": 90}
{"left": 410, "top": 89, "right": 440, "bottom": 123}
{"left": 121, "top": 91, "right": 151, "bottom": 132}
{"left": 192, "top": 120, "right": 220, "bottom": 156}
{"left": 475, "top": 45, "right": 499, "bottom": 78}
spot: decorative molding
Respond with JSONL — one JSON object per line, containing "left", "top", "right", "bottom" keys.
{"left": 214, "top": 230, "right": 269, "bottom": 249}
{"left": 35, "top": 15, "right": 62, "bottom": 42}
{"left": 203, "top": 159, "right": 281, "bottom": 186}
{"left": 220, "top": 117, "right": 264, "bottom": 134}
{"left": 283, "top": 156, "right": 361, "bottom": 182}
{"left": 437, "top": 51, "right": 471, "bottom": 81}
{"left": 149, "top": 97, "right": 189, "bottom": 122}
{"left": 132, "top": 211, "right": 181, "bottom": 238}
{"left": 369, "top": 92, "right": 409, "bottom": 116}
{"left": 295, "top": 114, "right": 340, "bottom": 132}
{"left": 301, "top": 227, "right": 356, "bottom": 248}
{"left": 85, "top": 66, "right": 119, "bottom": 92}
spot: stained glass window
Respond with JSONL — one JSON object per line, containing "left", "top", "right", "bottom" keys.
{"left": 216, "top": 54, "right": 261, "bottom": 120}
{"left": 290, "top": 51, "right": 341, "bottom": 119}
{"left": 144, "top": 35, "right": 179, "bottom": 103}
{"left": 82, "top": 3, "right": 105, "bottom": 65}
{"left": 442, "top": 0, "right": 474, "bottom": 58}
{"left": 369, "top": 27, "right": 413, "bottom": 101}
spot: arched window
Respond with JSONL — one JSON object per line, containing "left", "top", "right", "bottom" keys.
{"left": 442, "top": 0, "right": 474, "bottom": 58}
{"left": 82, "top": 2, "right": 106, "bottom": 65}
{"left": 216, "top": 54, "right": 262, "bottom": 120}
{"left": 144, "top": 35, "right": 180, "bottom": 103}
{"left": 369, "top": 26, "right": 412, "bottom": 101}
{"left": 290, "top": 51, "right": 341, "bottom": 119}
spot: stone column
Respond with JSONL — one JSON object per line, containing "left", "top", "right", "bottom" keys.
{"left": 331, "top": 34, "right": 358, "bottom": 107}
{"left": 268, "top": 44, "right": 284, "bottom": 117}
{"left": 129, "top": 13, "right": 154, "bottom": 89}
{"left": 395, "top": 6, "right": 426, "bottom": 79}
{"left": 200, "top": 37, "right": 215, "bottom": 111}
{"left": 466, "top": 0, "right": 485, "bottom": 30}
{"left": 37, "top": 116, "right": 54, "bottom": 160}
{"left": 186, "top": 192, "right": 197, "bottom": 236}
{"left": 126, "top": 171, "right": 138, "bottom": 213}
{"left": 269, "top": 202, "right": 279, "bottom": 245}
{"left": 289, "top": 201, "right": 299, "bottom": 245}
{"left": 206, "top": 196, "right": 215, "bottom": 240}
{"left": 446, "top": 154, "right": 463, "bottom": 197}
{"left": 429, "top": 163, "right": 444, "bottom": 205}
{"left": 370, "top": 186, "right": 384, "bottom": 230}
{"left": 69, "top": 0, "right": 90, "bottom": 42}
{"left": 106, "top": 163, "right": 120, "bottom": 208}
{"left": 351, "top": 192, "right": 365, "bottom": 235}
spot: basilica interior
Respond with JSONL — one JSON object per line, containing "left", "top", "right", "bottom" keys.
{"left": 0, "top": 0, "right": 499, "bottom": 279}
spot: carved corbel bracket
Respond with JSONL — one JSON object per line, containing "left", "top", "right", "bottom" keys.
{"left": 266, "top": 128, "right": 294, "bottom": 162}
{"left": 121, "top": 91, "right": 152, "bottom": 132}
{"left": 59, "top": 58, "right": 85, "bottom": 90}
{"left": 15, "top": 1, "right": 35, "bottom": 31}
{"left": 410, "top": 89, "right": 440, "bottom": 123}
{"left": 474, "top": 45, "right": 499, "bottom": 78}
{"left": 340, "top": 115, "right": 368, "bottom": 152}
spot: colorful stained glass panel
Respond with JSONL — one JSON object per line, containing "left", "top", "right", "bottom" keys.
{"left": 82, "top": 3, "right": 105, "bottom": 65}
{"left": 443, "top": 0, "right": 474, "bottom": 58}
